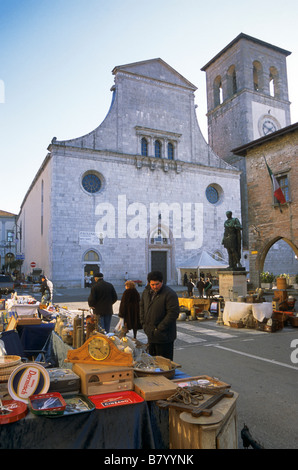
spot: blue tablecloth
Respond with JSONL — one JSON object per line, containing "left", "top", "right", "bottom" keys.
{"left": 17, "top": 323, "right": 56, "bottom": 353}
{"left": 0, "top": 400, "right": 168, "bottom": 449}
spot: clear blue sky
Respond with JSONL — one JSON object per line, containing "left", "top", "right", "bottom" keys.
{"left": 1, "top": 0, "right": 297, "bottom": 214}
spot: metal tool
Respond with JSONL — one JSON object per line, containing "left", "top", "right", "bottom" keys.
{"left": 157, "top": 388, "right": 234, "bottom": 417}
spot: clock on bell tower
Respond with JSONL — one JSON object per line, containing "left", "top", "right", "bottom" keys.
{"left": 201, "top": 33, "right": 292, "bottom": 251}
{"left": 201, "top": 33, "right": 291, "bottom": 162}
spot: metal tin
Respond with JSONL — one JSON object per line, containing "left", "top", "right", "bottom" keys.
{"left": 48, "top": 394, "right": 95, "bottom": 418}
{"left": 29, "top": 392, "right": 66, "bottom": 416}
{"left": 0, "top": 399, "right": 28, "bottom": 425}
{"left": 8, "top": 363, "right": 50, "bottom": 403}
{"left": 47, "top": 368, "right": 80, "bottom": 394}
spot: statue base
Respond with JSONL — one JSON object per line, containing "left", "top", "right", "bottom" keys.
{"left": 218, "top": 269, "right": 248, "bottom": 302}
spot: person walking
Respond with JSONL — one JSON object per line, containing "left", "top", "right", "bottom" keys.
{"left": 40, "top": 275, "right": 53, "bottom": 305}
{"left": 88, "top": 273, "right": 118, "bottom": 333}
{"left": 196, "top": 277, "right": 205, "bottom": 298}
{"left": 187, "top": 279, "right": 195, "bottom": 297}
{"left": 140, "top": 271, "right": 179, "bottom": 360}
{"left": 118, "top": 280, "right": 141, "bottom": 339}
{"left": 204, "top": 277, "right": 213, "bottom": 298}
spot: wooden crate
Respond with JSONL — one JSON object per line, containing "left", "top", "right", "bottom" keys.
{"left": 168, "top": 392, "right": 239, "bottom": 449}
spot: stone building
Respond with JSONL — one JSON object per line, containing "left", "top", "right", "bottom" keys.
{"left": 201, "top": 33, "right": 292, "bottom": 256}
{"left": 0, "top": 210, "right": 17, "bottom": 271}
{"left": 233, "top": 122, "right": 298, "bottom": 286}
{"left": 17, "top": 58, "right": 241, "bottom": 287}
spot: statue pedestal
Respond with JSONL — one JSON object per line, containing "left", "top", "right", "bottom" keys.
{"left": 218, "top": 269, "right": 248, "bottom": 302}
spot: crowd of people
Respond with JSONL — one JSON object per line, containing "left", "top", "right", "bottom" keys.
{"left": 87, "top": 270, "right": 179, "bottom": 360}
{"left": 184, "top": 272, "right": 214, "bottom": 298}
{"left": 85, "top": 268, "right": 222, "bottom": 360}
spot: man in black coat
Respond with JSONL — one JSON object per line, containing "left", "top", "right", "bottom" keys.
{"left": 140, "top": 271, "right": 179, "bottom": 360}
{"left": 88, "top": 273, "right": 118, "bottom": 333}
{"left": 196, "top": 277, "right": 205, "bottom": 298}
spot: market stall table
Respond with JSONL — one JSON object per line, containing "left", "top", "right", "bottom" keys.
{"left": 0, "top": 331, "right": 239, "bottom": 449}
{"left": 179, "top": 297, "right": 210, "bottom": 317}
{"left": 7, "top": 303, "right": 40, "bottom": 317}
{"left": 223, "top": 301, "right": 272, "bottom": 326}
{"left": 0, "top": 398, "right": 168, "bottom": 449}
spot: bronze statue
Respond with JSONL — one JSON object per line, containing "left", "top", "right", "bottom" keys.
{"left": 222, "top": 211, "right": 242, "bottom": 269}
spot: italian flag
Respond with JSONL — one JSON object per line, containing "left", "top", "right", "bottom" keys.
{"left": 264, "top": 158, "right": 286, "bottom": 205}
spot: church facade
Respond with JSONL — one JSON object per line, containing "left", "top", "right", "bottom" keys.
{"left": 17, "top": 58, "right": 241, "bottom": 287}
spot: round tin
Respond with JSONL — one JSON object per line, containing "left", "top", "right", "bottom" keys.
{"left": 0, "top": 400, "right": 28, "bottom": 425}
{"left": 8, "top": 363, "right": 50, "bottom": 403}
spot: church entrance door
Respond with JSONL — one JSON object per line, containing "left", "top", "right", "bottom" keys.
{"left": 84, "top": 263, "right": 100, "bottom": 287}
{"left": 151, "top": 251, "right": 167, "bottom": 284}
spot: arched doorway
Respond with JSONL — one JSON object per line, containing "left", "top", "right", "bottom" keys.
{"left": 263, "top": 238, "right": 298, "bottom": 278}
{"left": 83, "top": 249, "right": 101, "bottom": 287}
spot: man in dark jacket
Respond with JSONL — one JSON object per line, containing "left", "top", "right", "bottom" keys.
{"left": 140, "top": 271, "right": 179, "bottom": 360}
{"left": 88, "top": 273, "right": 118, "bottom": 333}
{"left": 196, "top": 277, "right": 205, "bottom": 298}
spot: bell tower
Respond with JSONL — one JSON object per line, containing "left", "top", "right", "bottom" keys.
{"left": 201, "top": 33, "right": 291, "bottom": 250}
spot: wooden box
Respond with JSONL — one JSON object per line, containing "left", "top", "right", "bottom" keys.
{"left": 289, "top": 315, "right": 298, "bottom": 327}
{"left": 72, "top": 363, "right": 134, "bottom": 396}
{"left": 169, "top": 391, "right": 238, "bottom": 449}
{"left": 17, "top": 317, "right": 42, "bottom": 326}
{"left": 134, "top": 375, "right": 178, "bottom": 401}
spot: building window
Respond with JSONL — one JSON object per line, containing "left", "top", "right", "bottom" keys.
{"left": 168, "top": 142, "right": 174, "bottom": 160}
{"left": 84, "top": 250, "right": 99, "bottom": 261}
{"left": 82, "top": 171, "right": 102, "bottom": 194}
{"left": 206, "top": 185, "right": 219, "bottom": 204}
{"left": 227, "top": 65, "right": 237, "bottom": 98}
{"left": 155, "top": 140, "right": 162, "bottom": 158}
{"left": 214, "top": 75, "right": 223, "bottom": 107}
{"left": 7, "top": 230, "right": 14, "bottom": 243}
{"left": 141, "top": 137, "right": 148, "bottom": 156}
{"left": 269, "top": 66, "right": 280, "bottom": 98}
{"left": 276, "top": 174, "right": 290, "bottom": 203}
{"left": 253, "top": 61, "right": 263, "bottom": 92}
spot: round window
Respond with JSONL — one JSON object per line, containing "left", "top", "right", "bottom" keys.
{"left": 206, "top": 185, "right": 219, "bottom": 204}
{"left": 82, "top": 172, "right": 102, "bottom": 194}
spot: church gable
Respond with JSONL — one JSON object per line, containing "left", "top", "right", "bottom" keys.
{"left": 112, "top": 58, "right": 197, "bottom": 91}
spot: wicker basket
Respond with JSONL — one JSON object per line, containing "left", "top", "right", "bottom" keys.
{"left": 0, "top": 356, "right": 21, "bottom": 369}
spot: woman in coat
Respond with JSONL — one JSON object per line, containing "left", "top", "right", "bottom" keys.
{"left": 119, "top": 280, "right": 141, "bottom": 339}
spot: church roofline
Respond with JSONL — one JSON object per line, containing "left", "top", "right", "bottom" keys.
{"left": 201, "top": 33, "right": 291, "bottom": 71}
{"left": 112, "top": 57, "right": 197, "bottom": 91}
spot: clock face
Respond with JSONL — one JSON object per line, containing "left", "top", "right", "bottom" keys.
{"left": 258, "top": 114, "right": 280, "bottom": 137}
{"left": 88, "top": 337, "right": 110, "bottom": 361}
{"left": 262, "top": 119, "right": 277, "bottom": 135}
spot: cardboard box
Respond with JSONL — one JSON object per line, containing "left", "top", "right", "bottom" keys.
{"left": 134, "top": 375, "right": 177, "bottom": 401}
